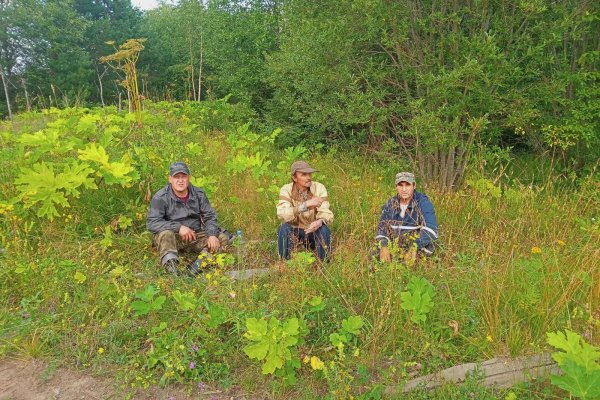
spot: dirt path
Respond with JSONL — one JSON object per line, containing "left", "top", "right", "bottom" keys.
{"left": 0, "top": 358, "right": 247, "bottom": 400}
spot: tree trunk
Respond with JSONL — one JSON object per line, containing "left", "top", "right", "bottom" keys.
{"left": 21, "top": 78, "right": 31, "bottom": 112}
{"left": 198, "top": 31, "right": 203, "bottom": 102}
{"left": 0, "top": 70, "right": 12, "bottom": 120}
{"left": 190, "top": 64, "right": 196, "bottom": 101}
{"left": 126, "top": 88, "right": 132, "bottom": 112}
{"left": 51, "top": 84, "right": 58, "bottom": 107}
{"left": 97, "top": 70, "right": 105, "bottom": 108}
{"left": 445, "top": 146, "right": 456, "bottom": 189}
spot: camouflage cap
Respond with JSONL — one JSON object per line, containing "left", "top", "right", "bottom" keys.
{"left": 395, "top": 172, "right": 415, "bottom": 185}
{"left": 169, "top": 161, "right": 190, "bottom": 176}
{"left": 291, "top": 160, "right": 318, "bottom": 175}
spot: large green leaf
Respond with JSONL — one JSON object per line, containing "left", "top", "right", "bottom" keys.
{"left": 551, "top": 360, "right": 600, "bottom": 399}
{"left": 242, "top": 316, "right": 304, "bottom": 375}
{"left": 342, "top": 315, "right": 364, "bottom": 336}
{"left": 14, "top": 161, "right": 95, "bottom": 220}
{"left": 400, "top": 276, "right": 436, "bottom": 323}
{"left": 548, "top": 330, "right": 600, "bottom": 371}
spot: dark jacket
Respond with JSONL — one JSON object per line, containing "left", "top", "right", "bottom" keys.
{"left": 375, "top": 191, "right": 439, "bottom": 254}
{"left": 147, "top": 184, "right": 220, "bottom": 236}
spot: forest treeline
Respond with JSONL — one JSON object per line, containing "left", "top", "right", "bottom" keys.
{"left": 1, "top": 0, "right": 598, "bottom": 188}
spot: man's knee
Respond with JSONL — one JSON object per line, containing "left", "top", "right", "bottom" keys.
{"left": 154, "top": 230, "right": 178, "bottom": 265}
{"left": 315, "top": 224, "right": 331, "bottom": 241}
{"left": 154, "top": 230, "right": 177, "bottom": 246}
{"left": 278, "top": 223, "right": 293, "bottom": 236}
{"left": 217, "top": 232, "right": 230, "bottom": 248}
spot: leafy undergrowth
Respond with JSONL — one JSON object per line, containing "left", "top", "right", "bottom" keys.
{"left": 0, "top": 101, "right": 598, "bottom": 399}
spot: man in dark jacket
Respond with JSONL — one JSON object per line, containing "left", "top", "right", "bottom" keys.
{"left": 376, "top": 172, "right": 439, "bottom": 263}
{"left": 147, "top": 161, "right": 230, "bottom": 275}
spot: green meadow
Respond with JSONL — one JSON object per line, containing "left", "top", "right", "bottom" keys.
{"left": 0, "top": 101, "right": 598, "bottom": 399}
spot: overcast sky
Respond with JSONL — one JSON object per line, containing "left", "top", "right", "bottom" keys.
{"left": 131, "top": 0, "right": 162, "bottom": 11}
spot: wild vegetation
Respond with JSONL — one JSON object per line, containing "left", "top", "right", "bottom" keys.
{"left": 1, "top": 0, "right": 599, "bottom": 398}
{"left": 0, "top": 101, "right": 598, "bottom": 399}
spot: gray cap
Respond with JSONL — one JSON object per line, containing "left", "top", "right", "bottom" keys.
{"left": 395, "top": 172, "right": 415, "bottom": 185}
{"left": 169, "top": 161, "right": 190, "bottom": 176}
{"left": 291, "top": 160, "right": 318, "bottom": 175}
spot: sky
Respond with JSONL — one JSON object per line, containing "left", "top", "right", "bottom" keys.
{"left": 131, "top": 0, "right": 162, "bottom": 11}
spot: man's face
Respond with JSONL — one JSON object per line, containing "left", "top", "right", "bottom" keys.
{"left": 396, "top": 181, "right": 415, "bottom": 201}
{"left": 169, "top": 173, "right": 190, "bottom": 194}
{"left": 292, "top": 171, "right": 313, "bottom": 189}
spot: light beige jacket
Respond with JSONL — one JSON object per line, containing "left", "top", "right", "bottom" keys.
{"left": 276, "top": 182, "right": 334, "bottom": 229}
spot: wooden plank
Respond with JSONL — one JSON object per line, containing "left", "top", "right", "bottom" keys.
{"left": 385, "top": 353, "right": 559, "bottom": 395}
{"left": 225, "top": 268, "right": 272, "bottom": 281}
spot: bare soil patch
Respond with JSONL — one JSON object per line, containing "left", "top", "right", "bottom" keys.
{"left": 0, "top": 358, "right": 248, "bottom": 400}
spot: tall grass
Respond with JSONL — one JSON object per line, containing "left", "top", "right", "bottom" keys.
{"left": 0, "top": 103, "right": 598, "bottom": 398}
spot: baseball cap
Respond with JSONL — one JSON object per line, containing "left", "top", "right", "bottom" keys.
{"left": 395, "top": 172, "right": 415, "bottom": 185}
{"left": 291, "top": 160, "right": 318, "bottom": 175}
{"left": 169, "top": 161, "right": 190, "bottom": 176}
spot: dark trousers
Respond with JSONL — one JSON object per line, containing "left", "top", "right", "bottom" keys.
{"left": 277, "top": 223, "right": 332, "bottom": 261}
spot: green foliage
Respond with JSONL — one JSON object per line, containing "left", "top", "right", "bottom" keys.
{"left": 466, "top": 178, "right": 502, "bottom": 199}
{"left": 547, "top": 329, "right": 600, "bottom": 399}
{"left": 400, "top": 276, "right": 436, "bottom": 323}
{"left": 1, "top": 103, "right": 598, "bottom": 397}
{"left": 15, "top": 161, "right": 96, "bottom": 220}
{"left": 308, "top": 296, "right": 325, "bottom": 313}
{"left": 99, "top": 226, "right": 113, "bottom": 248}
{"left": 342, "top": 315, "right": 364, "bottom": 336}
{"left": 78, "top": 143, "right": 138, "bottom": 185}
{"left": 243, "top": 316, "right": 304, "bottom": 375}
{"left": 329, "top": 315, "right": 364, "bottom": 352}
{"left": 225, "top": 123, "right": 279, "bottom": 179}
{"left": 131, "top": 285, "right": 166, "bottom": 317}
{"left": 172, "top": 290, "right": 196, "bottom": 312}
{"left": 287, "top": 251, "right": 316, "bottom": 269}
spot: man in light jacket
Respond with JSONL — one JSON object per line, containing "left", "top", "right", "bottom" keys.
{"left": 276, "top": 161, "right": 334, "bottom": 261}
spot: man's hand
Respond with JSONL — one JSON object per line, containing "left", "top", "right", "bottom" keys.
{"left": 380, "top": 246, "right": 391, "bottom": 263}
{"left": 305, "top": 196, "right": 324, "bottom": 209}
{"left": 207, "top": 235, "right": 220, "bottom": 252}
{"left": 179, "top": 225, "right": 196, "bottom": 242}
{"left": 305, "top": 219, "right": 323, "bottom": 234}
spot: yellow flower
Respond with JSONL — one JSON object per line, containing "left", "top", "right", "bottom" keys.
{"left": 486, "top": 335, "right": 493, "bottom": 342}
{"left": 303, "top": 355, "right": 310, "bottom": 364}
{"left": 98, "top": 347, "right": 105, "bottom": 354}
{"left": 531, "top": 246, "right": 542, "bottom": 254}
{"left": 0, "top": 203, "right": 14, "bottom": 215}
{"left": 556, "top": 240, "right": 566, "bottom": 246}
{"left": 310, "top": 356, "right": 325, "bottom": 370}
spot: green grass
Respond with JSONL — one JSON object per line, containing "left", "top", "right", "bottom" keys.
{"left": 0, "top": 101, "right": 598, "bottom": 399}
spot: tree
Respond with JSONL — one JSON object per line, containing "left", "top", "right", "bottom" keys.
{"left": 266, "top": 0, "right": 600, "bottom": 189}
{"left": 138, "top": 0, "right": 279, "bottom": 109}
